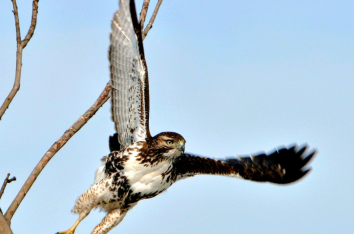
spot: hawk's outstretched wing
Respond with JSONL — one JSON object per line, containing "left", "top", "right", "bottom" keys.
{"left": 173, "top": 145, "right": 316, "bottom": 184}
{"left": 109, "top": 0, "right": 151, "bottom": 149}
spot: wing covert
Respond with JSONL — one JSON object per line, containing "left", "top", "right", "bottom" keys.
{"left": 109, "top": 0, "right": 150, "bottom": 149}
{"left": 173, "top": 145, "right": 316, "bottom": 184}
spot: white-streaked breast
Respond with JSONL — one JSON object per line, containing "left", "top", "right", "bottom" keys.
{"left": 122, "top": 145, "right": 173, "bottom": 195}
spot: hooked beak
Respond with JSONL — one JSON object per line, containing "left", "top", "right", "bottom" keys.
{"left": 178, "top": 141, "right": 185, "bottom": 153}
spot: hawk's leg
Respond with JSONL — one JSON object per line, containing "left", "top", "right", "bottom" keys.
{"left": 57, "top": 177, "right": 112, "bottom": 234}
{"left": 72, "top": 176, "right": 113, "bottom": 214}
{"left": 91, "top": 208, "right": 128, "bottom": 234}
{"left": 56, "top": 210, "right": 90, "bottom": 234}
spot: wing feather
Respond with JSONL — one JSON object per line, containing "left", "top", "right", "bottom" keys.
{"left": 173, "top": 145, "right": 316, "bottom": 184}
{"left": 109, "top": 0, "right": 150, "bottom": 149}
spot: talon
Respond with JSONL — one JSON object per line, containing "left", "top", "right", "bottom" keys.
{"left": 56, "top": 230, "right": 75, "bottom": 234}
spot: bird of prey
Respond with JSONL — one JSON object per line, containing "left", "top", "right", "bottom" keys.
{"left": 57, "top": 0, "right": 316, "bottom": 233}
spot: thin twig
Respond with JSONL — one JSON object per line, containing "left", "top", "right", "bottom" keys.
{"left": 0, "top": 173, "right": 16, "bottom": 232}
{"left": 142, "top": 0, "right": 163, "bottom": 39}
{"left": 0, "top": 0, "right": 39, "bottom": 121}
{"left": 4, "top": 84, "right": 111, "bottom": 222}
{"left": 139, "top": 0, "right": 150, "bottom": 29}
{"left": 0, "top": 174, "right": 16, "bottom": 200}
{"left": 0, "top": 0, "right": 22, "bottom": 121}
{"left": 0, "top": 174, "right": 11, "bottom": 201}
{"left": 0, "top": 212, "right": 13, "bottom": 234}
{"left": 22, "top": 0, "right": 39, "bottom": 48}
{"left": 11, "top": 0, "right": 21, "bottom": 44}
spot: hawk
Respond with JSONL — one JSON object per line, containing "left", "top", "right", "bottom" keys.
{"left": 57, "top": 0, "right": 316, "bottom": 233}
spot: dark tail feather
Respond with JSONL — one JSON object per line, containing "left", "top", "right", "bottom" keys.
{"left": 109, "top": 133, "right": 121, "bottom": 152}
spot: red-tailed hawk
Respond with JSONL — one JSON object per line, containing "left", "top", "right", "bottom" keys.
{"left": 57, "top": 0, "right": 316, "bottom": 233}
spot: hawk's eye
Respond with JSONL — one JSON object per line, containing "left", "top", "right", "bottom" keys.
{"left": 166, "top": 140, "right": 174, "bottom": 145}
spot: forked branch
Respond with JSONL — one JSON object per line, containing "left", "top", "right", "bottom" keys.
{"left": 0, "top": 174, "right": 16, "bottom": 200}
{"left": 0, "top": 0, "right": 39, "bottom": 121}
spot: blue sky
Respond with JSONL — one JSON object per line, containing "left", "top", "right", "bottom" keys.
{"left": 0, "top": 0, "right": 353, "bottom": 233}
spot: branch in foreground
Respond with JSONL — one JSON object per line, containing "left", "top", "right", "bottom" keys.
{"left": 142, "top": 0, "right": 163, "bottom": 39}
{"left": 0, "top": 174, "right": 16, "bottom": 200}
{"left": 4, "top": 84, "right": 111, "bottom": 222}
{"left": 0, "top": 0, "right": 39, "bottom": 121}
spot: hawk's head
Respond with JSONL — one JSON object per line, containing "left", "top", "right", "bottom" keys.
{"left": 148, "top": 132, "right": 186, "bottom": 158}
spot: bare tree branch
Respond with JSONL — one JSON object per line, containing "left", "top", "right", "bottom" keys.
{"left": 4, "top": 84, "right": 111, "bottom": 222}
{"left": 139, "top": 0, "right": 150, "bottom": 29}
{"left": 0, "top": 212, "right": 13, "bottom": 234}
{"left": 0, "top": 174, "right": 16, "bottom": 200}
{"left": 142, "top": 0, "right": 163, "bottom": 40}
{"left": 0, "top": 0, "right": 39, "bottom": 121}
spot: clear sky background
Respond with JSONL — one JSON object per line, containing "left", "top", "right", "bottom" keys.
{"left": 1, "top": 0, "right": 353, "bottom": 233}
